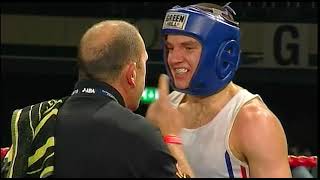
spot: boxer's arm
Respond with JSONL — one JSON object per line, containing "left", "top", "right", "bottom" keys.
{"left": 166, "top": 143, "right": 194, "bottom": 178}
{"left": 146, "top": 74, "right": 194, "bottom": 178}
{"left": 235, "top": 104, "right": 292, "bottom": 178}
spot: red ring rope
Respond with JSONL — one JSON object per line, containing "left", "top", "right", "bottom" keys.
{"left": 288, "top": 155, "right": 317, "bottom": 168}
{"left": 0, "top": 147, "right": 318, "bottom": 169}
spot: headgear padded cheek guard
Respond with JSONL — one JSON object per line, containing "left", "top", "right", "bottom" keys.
{"left": 161, "top": 3, "right": 241, "bottom": 96}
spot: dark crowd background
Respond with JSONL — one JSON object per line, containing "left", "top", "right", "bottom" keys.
{"left": 1, "top": 2, "right": 318, "bottom": 157}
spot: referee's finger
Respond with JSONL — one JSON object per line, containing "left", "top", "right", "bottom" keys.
{"left": 157, "top": 74, "right": 169, "bottom": 100}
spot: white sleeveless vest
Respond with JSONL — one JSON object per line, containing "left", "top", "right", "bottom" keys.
{"left": 169, "top": 89, "right": 263, "bottom": 178}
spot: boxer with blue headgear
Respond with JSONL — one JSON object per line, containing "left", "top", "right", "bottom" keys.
{"left": 161, "top": 2, "right": 240, "bottom": 96}
{"left": 146, "top": 2, "right": 292, "bottom": 178}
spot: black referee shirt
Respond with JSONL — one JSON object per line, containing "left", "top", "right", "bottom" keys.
{"left": 54, "top": 79, "right": 178, "bottom": 178}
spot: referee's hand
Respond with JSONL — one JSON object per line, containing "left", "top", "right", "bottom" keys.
{"left": 146, "top": 74, "right": 183, "bottom": 136}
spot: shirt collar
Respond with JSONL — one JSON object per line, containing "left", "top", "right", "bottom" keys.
{"left": 74, "top": 79, "right": 125, "bottom": 107}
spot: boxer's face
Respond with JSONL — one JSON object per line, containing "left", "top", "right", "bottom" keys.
{"left": 165, "top": 35, "right": 202, "bottom": 89}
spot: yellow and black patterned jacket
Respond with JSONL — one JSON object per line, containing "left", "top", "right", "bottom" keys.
{"left": 1, "top": 97, "right": 68, "bottom": 178}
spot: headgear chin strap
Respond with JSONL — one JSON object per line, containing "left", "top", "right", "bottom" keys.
{"left": 161, "top": 3, "right": 241, "bottom": 96}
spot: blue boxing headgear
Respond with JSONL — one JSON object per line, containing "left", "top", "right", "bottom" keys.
{"left": 161, "top": 3, "right": 241, "bottom": 96}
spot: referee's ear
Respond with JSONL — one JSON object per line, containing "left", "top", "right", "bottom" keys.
{"left": 125, "top": 62, "right": 137, "bottom": 88}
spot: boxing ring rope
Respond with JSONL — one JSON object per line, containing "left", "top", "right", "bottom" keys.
{"left": 288, "top": 155, "right": 317, "bottom": 168}
{"left": 1, "top": 147, "right": 317, "bottom": 167}
{"left": 1, "top": 147, "right": 10, "bottom": 160}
